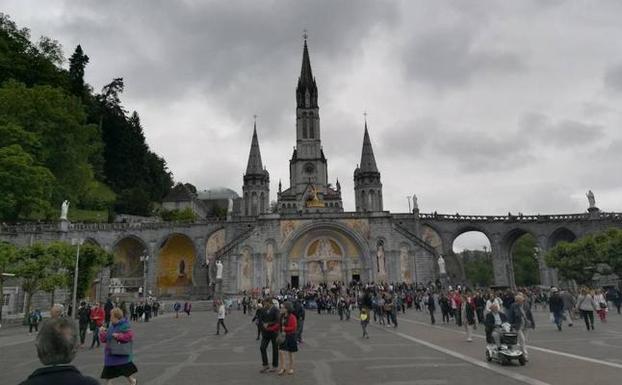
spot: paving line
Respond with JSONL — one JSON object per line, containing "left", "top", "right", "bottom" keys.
{"left": 398, "top": 316, "right": 622, "bottom": 370}
{"left": 374, "top": 324, "right": 551, "bottom": 385}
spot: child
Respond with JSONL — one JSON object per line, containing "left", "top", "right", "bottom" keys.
{"left": 360, "top": 307, "right": 370, "bottom": 339}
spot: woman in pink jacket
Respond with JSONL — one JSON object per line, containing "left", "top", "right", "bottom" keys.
{"left": 99, "top": 307, "right": 138, "bottom": 385}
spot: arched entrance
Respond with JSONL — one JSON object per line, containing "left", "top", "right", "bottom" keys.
{"left": 157, "top": 233, "right": 197, "bottom": 297}
{"left": 504, "top": 229, "right": 540, "bottom": 287}
{"left": 282, "top": 222, "right": 370, "bottom": 287}
{"left": 452, "top": 230, "right": 492, "bottom": 286}
{"left": 111, "top": 236, "right": 148, "bottom": 294}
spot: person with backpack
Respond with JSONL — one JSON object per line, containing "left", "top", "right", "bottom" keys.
{"left": 173, "top": 302, "right": 181, "bottom": 318}
{"left": 28, "top": 309, "right": 42, "bottom": 335}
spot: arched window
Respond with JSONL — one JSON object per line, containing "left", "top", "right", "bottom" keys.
{"left": 302, "top": 117, "right": 308, "bottom": 139}
{"left": 308, "top": 118, "right": 314, "bottom": 139}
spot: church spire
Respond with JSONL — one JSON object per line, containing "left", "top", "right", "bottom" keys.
{"left": 359, "top": 120, "right": 379, "bottom": 173}
{"left": 245, "top": 121, "right": 264, "bottom": 175}
{"left": 296, "top": 33, "right": 318, "bottom": 108}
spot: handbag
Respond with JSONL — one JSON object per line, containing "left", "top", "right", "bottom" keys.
{"left": 109, "top": 340, "right": 133, "bottom": 356}
{"left": 276, "top": 331, "right": 286, "bottom": 346}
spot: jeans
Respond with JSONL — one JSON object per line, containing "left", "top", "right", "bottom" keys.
{"left": 79, "top": 323, "right": 88, "bottom": 344}
{"left": 28, "top": 323, "right": 38, "bottom": 333}
{"left": 442, "top": 310, "right": 450, "bottom": 323}
{"left": 296, "top": 318, "right": 304, "bottom": 342}
{"left": 552, "top": 310, "right": 563, "bottom": 330}
{"left": 90, "top": 327, "right": 100, "bottom": 348}
{"left": 260, "top": 332, "right": 279, "bottom": 368}
{"left": 580, "top": 310, "right": 594, "bottom": 330}
{"left": 429, "top": 309, "right": 435, "bottom": 325}
{"left": 216, "top": 319, "right": 228, "bottom": 334}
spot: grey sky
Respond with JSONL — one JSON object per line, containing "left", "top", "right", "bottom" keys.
{"left": 5, "top": 0, "right": 622, "bottom": 250}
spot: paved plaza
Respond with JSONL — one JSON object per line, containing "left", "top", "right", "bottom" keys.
{"left": 2, "top": 309, "right": 622, "bottom": 385}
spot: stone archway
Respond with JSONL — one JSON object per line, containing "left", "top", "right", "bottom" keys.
{"left": 111, "top": 235, "right": 148, "bottom": 294}
{"left": 282, "top": 221, "right": 370, "bottom": 286}
{"left": 156, "top": 233, "right": 197, "bottom": 297}
{"left": 502, "top": 228, "right": 541, "bottom": 288}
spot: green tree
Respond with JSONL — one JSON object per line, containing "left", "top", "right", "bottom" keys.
{"left": 73, "top": 243, "right": 113, "bottom": 300}
{"left": 68, "top": 44, "right": 89, "bottom": 98}
{"left": 546, "top": 228, "right": 622, "bottom": 285}
{"left": 0, "top": 145, "right": 55, "bottom": 219}
{"left": 511, "top": 234, "right": 540, "bottom": 286}
{"left": 0, "top": 81, "right": 103, "bottom": 207}
{"left": 0, "top": 241, "right": 18, "bottom": 322}
{"left": 462, "top": 250, "right": 494, "bottom": 287}
{"left": 161, "top": 207, "right": 197, "bottom": 222}
{"left": 13, "top": 243, "right": 54, "bottom": 316}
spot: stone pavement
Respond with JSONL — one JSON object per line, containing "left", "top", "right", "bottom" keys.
{"left": 1, "top": 308, "right": 621, "bottom": 385}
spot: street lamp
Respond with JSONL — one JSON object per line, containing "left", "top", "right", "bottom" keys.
{"left": 140, "top": 250, "right": 149, "bottom": 297}
{"left": 71, "top": 238, "right": 84, "bottom": 319}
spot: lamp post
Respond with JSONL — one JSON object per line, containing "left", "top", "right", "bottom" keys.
{"left": 71, "top": 238, "right": 83, "bottom": 319}
{"left": 140, "top": 251, "right": 149, "bottom": 298}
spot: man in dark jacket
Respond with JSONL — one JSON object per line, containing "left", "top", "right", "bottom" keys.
{"left": 426, "top": 292, "right": 436, "bottom": 325}
{"left": 77, "top": 302, "right": 91, "bottom": 347}
{"left": 103, "top": 297, "right": 114, "bottom": 327}
{"left": 259, "top": 298, "right": 280, "bottom": 373}
{"left": 549, "top": 288, "right": 564, "bottom": 331}
{"left": 484, "top": 303, "right": 508, "bottom": 345}
{"left": 293, "top": 294, "right": 306, "bottom": 343}
{"left": 20, "top": 318, "right": 99, "bottom": 385}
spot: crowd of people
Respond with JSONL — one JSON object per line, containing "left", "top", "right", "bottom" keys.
{"left": 16, "top": 280, "right": 621, "bottom": 384}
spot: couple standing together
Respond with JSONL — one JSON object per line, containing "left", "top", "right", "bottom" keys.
{"left": 258, "top": 299, "right": 299, "bottom": 375}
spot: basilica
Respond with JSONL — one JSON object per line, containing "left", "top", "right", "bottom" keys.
{"left": 205, "top": 38, "right": 442, "bottom": 293}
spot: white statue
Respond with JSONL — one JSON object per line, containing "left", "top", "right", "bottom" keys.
{"left": 216, "top": 260, "right": 223, "bottom": 280}
{"left": 438, "top": 255, "right": 446, "bottom": 275}
{"left": 265, "top": 243, "right": 274, "bottom": 288}
{"left": 376, "top": 243, "right": 386, "bottom": 277}
{"left": 227, "top": 198, "right": 233, "bottom": 214}
{"left": 412, "top": 194, "right": 418, "bottom": 211}
{"left": 60, "top": 200, "right": 70, "bottom": 220}
{"left": 586, "top": 190, "right": 596, "bottom": 208}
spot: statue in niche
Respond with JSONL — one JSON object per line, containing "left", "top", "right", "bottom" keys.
{"left": 178, "top": 259, "right": 186, "bottom": 277}
{"left": 265, "top": 243, "right": 274, "bottom": 288}
{"left": 438, "top": 255, "right": 446, "bottom": 275}
{"left": 400, "top": 246, "right": 410, "bottom": 281}
{"left": 376, "top": 242, "right": 386, "bottom": 277}
{"left": 586, "top": 190, "right": 596, "bottom": 208}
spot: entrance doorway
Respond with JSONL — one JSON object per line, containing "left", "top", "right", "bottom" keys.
{"left": 352, "top": 274, "right": 360, "bottom": 283}
{"left": 290, "top": 275, "right": 299, "bottom": 288}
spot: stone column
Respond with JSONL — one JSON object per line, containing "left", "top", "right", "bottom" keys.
{"left": 490, "top": 234, "right": 510, "bottom": 287}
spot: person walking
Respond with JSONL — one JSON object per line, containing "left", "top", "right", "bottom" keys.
{"left": 104, "top": 297, "right": 114, "bottom": 327}
{"left": 360, "top": 307, "right": 370, "bottom": 338}
{"left": 99, "top": 308, "right": 138, "bottom": 385}
{"left": 549, "top": 288, "right": 564, "bottom": 331}
{"left": 560, "top": 289, "right": 576, "bottom": 327}
{"left": 89, "top": 302, "right": 104, "bottom": 349}
{"left": 77, "top": 302, "right": 91, "bottom": 347}
{"left": 462, "top": 293, "right": 477, "bottom": 342}
{"left": 577, "top": 288, "right": 598, "bottom": 331}
{"left": 439, "top": 293, "right": 450, "bottom": 324}
{"left": 173, "top": 302, "right": 181, "bottom": 319}
{"left": 594, "top": 289, "right": 608, "bottom": 322}
{"left": 425, "top": 292, "right": 436, "bottom": 325}
{"left": 216, "top": 300, "right": 228, "bottom": 335}
{"left": 277, "top": 302, "right": 298, "bottom": 376}
{"left": 509, "top": 293, "right": 534, "bottom": 362}
{"left": 260, "top": 298, "right": 280, "bottom": 373}
{"left": 28, "top": 309, "right": 42, "bottom": 335}
{"left": 252, "top": 303, "right": 264, "bottom": 340}
{"left": 293, "top": 294, "right": 306, "bottom": 343}
{"left": 184, "top": 301, "right": 192, "bottom": 317}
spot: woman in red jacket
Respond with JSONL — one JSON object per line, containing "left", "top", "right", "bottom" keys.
{"left": 277, "top": 302, "right": 298, "bottom": 375}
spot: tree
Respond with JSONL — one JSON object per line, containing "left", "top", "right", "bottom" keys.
{"left": 0, "top": 145, "right": 55, "bottom": 220}
{"left": 461, "top": 249, "right": 494, "bottom": 287}
{"left": 546, "top": 228, "right": 622, "bottom": 285}
{"left": 73, "top": 243, "right": 113, "bottom": 300}
{"left": 511, "top": 234, "right": 540, "bottom": 286}
{"left": 0, "top": 241, "right": 18, "bottom": 322}
{"left": 68, "top": 44, "right": 89, "bottom": 97}
{"left": 13, "top": 243, "right": 55, "bottom": 317}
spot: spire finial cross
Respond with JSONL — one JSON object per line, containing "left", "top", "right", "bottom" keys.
{"left": 253, "top": 114, "right": 258, "bottom": 124}
{"left": 303, "top": 29, "right": 308, "bottom": 41}
{"left": 363, "top": 111, "right": 368, "bottom": 124}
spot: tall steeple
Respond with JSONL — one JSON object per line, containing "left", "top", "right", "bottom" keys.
{"left": 245, "top": 121, "right": 264, "bottom": 175}
{"left": 354, "top": 117, "right": 383, "bottom": 212}
{"left": 242, "top": 120, "right": 270, "bottom": 217}
{"left": 359, "top": 120, "right": 379, "bottom": 173}
{"left": 296, "top": 35, "right": 318, "bottom": 109}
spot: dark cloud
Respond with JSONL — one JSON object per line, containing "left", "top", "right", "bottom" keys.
{"left": 402, "top": 26, "right": 525, "bottom": 89}
{"left": 604, "top": 64, "right": 622, "bottom": 93}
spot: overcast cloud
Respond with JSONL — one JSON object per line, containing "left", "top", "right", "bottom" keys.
{"left": 4, "top": 0, "right": 622, "bottom": 249}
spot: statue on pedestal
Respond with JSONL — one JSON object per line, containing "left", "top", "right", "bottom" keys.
{"left": 60, "top": 200, "right": 70, "bottom": 220}
{"left": 438, "top": 255, "right": 446, "bottom": 275}
{"left": 216, "top": 259, "right": 223, "bottom": 280}
{"left": 412, "top": 194, "right": 418, "bottom": 212}
{"left": 586, "top": 190, "right": 596, "bottom": 209}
